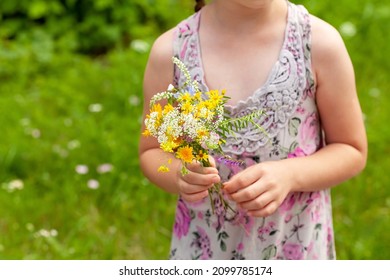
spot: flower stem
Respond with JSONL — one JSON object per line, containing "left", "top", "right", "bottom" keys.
{"left": 202, "top": 159, "right": 235, "bottom": 215}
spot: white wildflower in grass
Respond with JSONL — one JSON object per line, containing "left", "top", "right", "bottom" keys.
{"left": 130, "top": 39, "right": 150, "bottom": 53}
{"left": 142, "top": 57, "right": 266, "bottom": 214}
{"left": 50, "top": 229, "right": 58, "bottom": 237}
{"left": 2, "top": 179, "right": 24, "bottom": 192}
{"left": 34, "top": 228, "right": 58, "bottom": 238}
{"left": 97, "top": 163, "right": 113, "bottom": 174}
{"left": 87, "top": 179, "right": 99, "bottom": 189}
{"left": 31, "top": 129, "right": 41, "bottom": 139}
{"left": 75, "top": 165, "right": 89, "bottom": 175}
{"left": 88, "top": 103, "right": 103, "bottom": 113}
{"left": 67, "top": 139, "right": 81, "bottom": 150}
{"left": 129, "top": 95, "right": 140, "bottom": 106}
{"left": 339, "top": 21, "right": 357, "bottom": 37}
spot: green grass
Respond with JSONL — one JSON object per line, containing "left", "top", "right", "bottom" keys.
{"left": 0, "top": 0, "right": 389, "bottom": 259}
{"left": 0, "top": 46, "right": 177, "bottom": 259}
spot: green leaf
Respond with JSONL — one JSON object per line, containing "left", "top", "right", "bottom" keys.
{"left": 262, "top": 244, "right": 277, "bottom": 260}
{"left": 288, "top": 117, "right": 301, "bottom": 137}
{"left": 220, "top": 240, "right": 227, "bottom": 252}
{"left": 218, "top": 231, "right": 229, "bottom": 240}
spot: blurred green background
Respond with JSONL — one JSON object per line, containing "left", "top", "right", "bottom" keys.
{"left": 0, "top": 0, "right": 389, "bottom": 259}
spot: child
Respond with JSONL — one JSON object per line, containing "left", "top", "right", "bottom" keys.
{"left": 139, "top": 0, "right": 367, "bottom": 259}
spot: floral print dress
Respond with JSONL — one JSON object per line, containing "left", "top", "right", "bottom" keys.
{"left": 169, "top": 2, "right": 336, "bottom": 260}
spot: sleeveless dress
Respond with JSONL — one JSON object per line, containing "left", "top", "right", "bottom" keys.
{"left": 170, "top": 1, "right": 336, "bottom": 260}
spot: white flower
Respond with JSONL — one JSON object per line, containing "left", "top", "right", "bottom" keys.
{"left": 97, "top": 163, "right": 113, "bottom": 174}
{"left": 88, "top": 103, "right": 103, "bottom": 113}
{"left": 87, "top": 179, "right": 99, "bottom": 189}
{"left": 31, "top": 129, "right": 41, "bottom": 139}
{"left": 75, "top": 165, "right": 89, "bottom": 174}
{"left": 3, "top": 179, "right": 24, "bottom": 192}
{"left": 34, "top": 228, "right": 58, "bottom": 238}
{"left": 130, "top": 39, "right": 150, "bottom": 53}
{"left": 129, "top": 95, "right": 140, "bottom": 106}
{"left": 167, "top": 84, "right": 175, "bottom": 91}
{"left": 67, "top": 140, "right": 81, "bottom": 150}
{"left": 38, "top": 229, "right": 51, "bottom": 238}
{"left": 339, "top": 22, "right": 357, "bottom": 37}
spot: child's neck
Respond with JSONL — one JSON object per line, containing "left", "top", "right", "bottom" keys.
{"left": 207, "top": 0, "right": 287, "bottom": 35}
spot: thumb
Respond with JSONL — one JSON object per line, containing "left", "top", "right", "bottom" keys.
{"left": 208, "top": 155, "right": 217, "bottom": 168}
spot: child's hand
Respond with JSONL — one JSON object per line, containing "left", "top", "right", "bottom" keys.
{"left": 223, "top": 161, "right": 293, "bottom": 217}
{"left": 177, "top": 157, "right": 221, "bottom": 203}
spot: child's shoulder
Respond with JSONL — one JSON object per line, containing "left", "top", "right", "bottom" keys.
{"left": 150, "top": 28, "right": 175, "bottom": 58}
{"left": 310, "top": 14, "right": 343, "bottom": 44}
{"left": 309, "top": 14, "right": 350, "bottom": 66}
{"left": 148, "top": 12, "right": 198, "bottom": 65}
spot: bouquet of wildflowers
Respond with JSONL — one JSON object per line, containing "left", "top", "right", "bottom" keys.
{"left": 143, "top": 57, "right": 264, "bottom": 213}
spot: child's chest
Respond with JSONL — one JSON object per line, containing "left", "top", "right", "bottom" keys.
{"left": 200, "top": 34, "right": 286, "bottom": 106}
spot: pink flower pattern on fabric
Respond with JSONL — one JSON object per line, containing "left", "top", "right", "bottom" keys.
{"left": 173, "top": 198, "right": 191, "bottom": 240}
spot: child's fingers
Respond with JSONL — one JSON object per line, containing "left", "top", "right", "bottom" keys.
{"left": 237, "top": 190, "right": 273, "bottom": 210}
{"left": 247, "top": 201, "right": 279, "bottom": 217}
{"left": 185, "top": 161, "right": 219, "bottom": 175}
{"left": 223, "top": 168, "right": 259, "bottom": 194}
{"left": 181, "top": 189, "right": 209, "bottom": 203}
{"left": 182, "top": 171, "right": 220, "bottom": 186}
{"left": 178, "top": 179, "right": 214, "bottom": 202}
{"left": 208, "top": 155, "right": 217, "bottom": 168}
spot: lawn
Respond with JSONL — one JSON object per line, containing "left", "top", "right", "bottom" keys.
{"left": 0, "top": 0, "right": 389, "bottom": 259}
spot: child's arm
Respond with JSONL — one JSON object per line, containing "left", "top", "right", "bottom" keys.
{"left": 138, "top": 30, "right": 220, "bottom": 201}
{"left": 223, "top": 16, "right": 367, "bottom": 217}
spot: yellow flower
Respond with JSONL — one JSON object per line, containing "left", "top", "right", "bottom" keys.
{"left": 176, "top": 146, "right": 194, "bottom": 163}
{"left": 197, "top": 129, "right": 209, "bottom": 139}
{"left": 178, "top": 92, "right": 193, "bottom": 103}
{"left": 173, "top": 137, "right": 184, "bottom": 148}
{"left": 163, "top": 103, "right": 174, "bottom": 114}
{"left": 207, "top": 90, "right": 223, "bottom": 104}
{"left": 150, "top": 103, "right": 162, "bottom": 115}
{"left": 157, "top": 165, "right": 170, "bottom": 173}
{"left": 196, "top": 150, "right": 209, "bottom": 162}
{"left": 150, "top": 103, "right": 163, "bottom": 128}
{"left": 161, "top": 141, "right": 176, "bottom": 153}
{"left": 194, "top": 102, "right": 207, "bottom": 118}
{"left": 204, "top": 100, "right": 217, "bottom": 110}
{"left": 181, "top": 102, "right": 193, "bottom": 114}
{"left": 194, "top": 92, "right": 202, "bottom": 101}
{"left": 142, "top": 129, "right": 151, "bottom": 137}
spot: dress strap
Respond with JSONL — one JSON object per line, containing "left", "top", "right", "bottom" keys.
{"left": 172, "top": 12, "right": 202, "bottom": 88}
{"left": 293, "top": 4, "right": 316, "bottom": 95}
